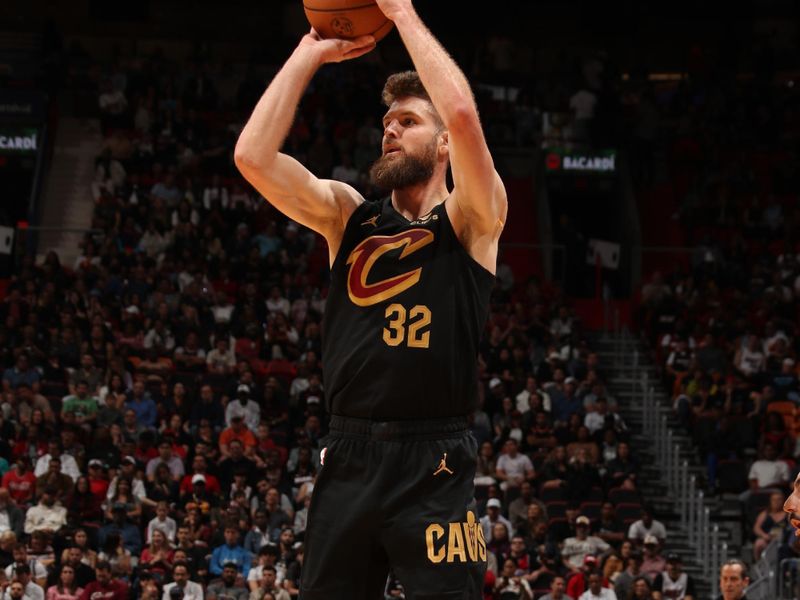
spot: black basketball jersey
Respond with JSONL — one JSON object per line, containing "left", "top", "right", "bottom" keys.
{"left": 321, "top": 196, "right": 495, "bottom": 420}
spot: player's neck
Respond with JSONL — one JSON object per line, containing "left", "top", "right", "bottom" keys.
{"left": 390, "top": 180, "right": 449, "bottom": 221}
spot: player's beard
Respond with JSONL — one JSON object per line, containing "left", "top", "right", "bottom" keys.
{"left": 369, "top": 138, "right": 437, "bottom": 190}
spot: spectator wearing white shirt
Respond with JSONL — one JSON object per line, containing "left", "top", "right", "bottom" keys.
{"left": 578, "top": 572, "right": 617, "bottom": 600}
{"left": 627, "top": 507, "right": 667, "bottom": 546}
{"left": 247, "top": 546, "right": 285, "bottom": 592}
{"left": 23, "top": 488, "right": 67, "bottom": 536}
{"left": 495, "top": 439, "right": 535, "bottom": 493}
{"left": 265, "top": 286, "right": 290, "bottom": 317}
{"left": 211, "top": 291, "right": 235, "bottom": 325}
{"left": 106, "top": 456, "right": 148, "bottom": 503}
{"left": 145, "top": 439, "right": 185, "bottom": 482}
{"left": 2, "top": 566, "right": 43, "bottom": 600}
{"left": 515, "top": 376, "right": 551, "bottom": 414}
{"left": 494, "top": 557, "right": 534, "bottom": 599}
{"left": 202, "top": 174, "right": 230, "bottom": 210}
{"left": 480, "top": 498, "right": 514, "bottom": 541}
{"left": 225, "top": 385, "right": 261, "bottom": 433}
{"left": 206, "top": 338, "right": 236, "bottom": 375}
{"left": 740, "top": 442, "right": 790, "bottom": 504}
{"left": 6, "top": 545, "right": 48, "bottom": 588}
{"left": 146, "top": 501, "right": 177, "bottom": 543}
{"left": 33, "top": 442, "right": 80, "bottom": 483}
{"left": 162, "top": 563, "right": 203, "bottom": 600}
{"left": 583, "top": 396, "right": 625, "bottom": 436}
{"left": 562, "top": 516, "right": 610, "bottom": 573}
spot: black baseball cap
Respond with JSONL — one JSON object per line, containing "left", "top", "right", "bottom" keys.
{"left": 666, "top": 553, "right": 682, "bottom": 563}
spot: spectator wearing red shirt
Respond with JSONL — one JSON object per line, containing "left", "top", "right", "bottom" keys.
{"left": 567, "top": 555, "right": 603, "bottom": 599}
{"left": 179, "top": 455, "right": 221, "bottom": 496}
{"left": 78, "top": 561, "right": 127, "bottom": 600}
{"left": 2, "top": 458, "right": 36, "bottom": 507}
{"left": 86, "top": 461, "right": 109, "bottom": 502}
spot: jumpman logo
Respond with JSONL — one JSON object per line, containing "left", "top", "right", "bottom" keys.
{"left": 361, "top": 215, "right": 379, "bottom": 227}
{"left": 433, "top": 453, "right": 454, "bottom": 476}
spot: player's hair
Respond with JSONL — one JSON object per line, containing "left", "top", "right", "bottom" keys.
{"left": 382, "top": 71, "right": 429, "bottom": 105}
{"left": 381, "top": 71, "right": 443, "bottom": 130}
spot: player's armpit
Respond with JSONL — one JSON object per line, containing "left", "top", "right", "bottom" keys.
{"left": 235, "top": 152, "right": 362, "bottom": 242}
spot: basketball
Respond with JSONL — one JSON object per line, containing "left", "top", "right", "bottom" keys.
{"left": 303, "top": 0, "right": 394, "bottom": 43}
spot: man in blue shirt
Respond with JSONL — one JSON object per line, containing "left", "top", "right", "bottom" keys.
{"left": 98, "top": 503, "right": 142, "bottom": 555}
{"left": 550, "top": 376, "right": 584, "bottom": 427}
{"left": 125, "top": 379, "right": 157, "bottom": 429}
{"left": 2, "top": 354, "right": 41, "bottom": 394}
{"left": 210, "top": 524, "right": 252, "bottom": 577}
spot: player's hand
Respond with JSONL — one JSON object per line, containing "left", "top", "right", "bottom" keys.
{"left": 374, "top": 0, "right": 413, "bottom": 21}
{"left": 300, "top": 28, "right": 376, "bottom": 63}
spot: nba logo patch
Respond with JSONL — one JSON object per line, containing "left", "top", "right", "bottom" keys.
{"left": 320, "top": 447, "right": 328, "bottom": 467}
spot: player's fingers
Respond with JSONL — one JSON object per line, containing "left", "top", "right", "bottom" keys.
{"left": 343, "top": 40, "right": 377, "bottom": 59}
{"left": 341, "top": 35, "right": 375, "bottom": 52}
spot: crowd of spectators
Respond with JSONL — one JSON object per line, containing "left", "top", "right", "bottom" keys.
{"left": 632, "top": 37, "right": 800, "bottom": 572}
{"left": 5, "top": 13, "right": 773, "bottom": 599}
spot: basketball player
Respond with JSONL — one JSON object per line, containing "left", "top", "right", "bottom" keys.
{"left": 234, "top": 0, "right": 507, "bottom": 596}
{"left": 784, "top": 471, "right": 800, "bottom": 535}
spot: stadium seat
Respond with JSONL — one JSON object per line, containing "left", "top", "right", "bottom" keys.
{"left": 547, "top": 517, "right": 571, "bottom": 540}
{"left": 728, "top": 416, "right": 757, "bottom": 449}
{"left": 608, "top": 486, "right": 641, "bottom": 506}
{"left": 614, "top": 502, "right": 644, "bottom": 525}
{"left": 586, "top": 486, "right": 604, "bottom": 503}
{"left": 716, "top": 459, "right": 749, "bottom": 494}
{"left": 539, "top": 484, "right": 567, "bottom": 504}
{"left": 578, "top": 501, "right": 602, "bottom": 522}
{"left": 545, "top": 500, "right": 567, "bottom": 519}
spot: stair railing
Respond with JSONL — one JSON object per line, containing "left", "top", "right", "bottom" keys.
{"left": 635, "top": 347, "right": 728, "bottom": 597}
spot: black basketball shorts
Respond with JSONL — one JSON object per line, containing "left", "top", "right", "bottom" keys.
{"left": 299, "top": 415, "right": 487, "bottom": 600}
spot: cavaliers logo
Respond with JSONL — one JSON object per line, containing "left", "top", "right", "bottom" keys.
{"left": 425, "top": 511, "right": 487, "bottom": 564}
{"left": 346, "top": 229, "right": 434, "bottom": 307}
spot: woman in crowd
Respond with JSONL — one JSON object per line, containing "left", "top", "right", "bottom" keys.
{"left": 139, "top": 528, "right": 174, "bottom": 583}
{"left": 104, "top": 477, "right": 142, "bottom": 523}
{"left": 46, "top": 563, "right": 84, "bottom": 600}
{"left": 69, "top": 475, "right": 104, "bottom": 529}
{"left": 627, "top": 576, "right": 655, "bottom": 599}
{"left": 98, "top": 531, "right": 134, "bottom": 580}
{"left": 752, "top": 490, "right": 788, "bottom": 561}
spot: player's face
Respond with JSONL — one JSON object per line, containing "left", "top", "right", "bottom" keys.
{"left": 784, "top": 473, "right": 800, "bottom": 535}
{"left": 370, "top": 97, "right": 443, "bottom": 190}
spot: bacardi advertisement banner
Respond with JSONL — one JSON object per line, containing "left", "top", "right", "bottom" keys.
{"left": 0, "top": 127, "right": 38, "bottom": 154}
{"left": 545, "top": 148, "right": 616, "bottom": 174}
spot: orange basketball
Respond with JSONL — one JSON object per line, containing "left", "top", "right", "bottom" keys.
{"left": 303, "top": 0, "right": 394, "bottom": 42}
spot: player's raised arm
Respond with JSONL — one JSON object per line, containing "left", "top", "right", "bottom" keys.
{"left": 375, "top": 0, "right": 507, "bottom": 240}
{"left": 233, "top": 30, "right": 375, "bottom": 259}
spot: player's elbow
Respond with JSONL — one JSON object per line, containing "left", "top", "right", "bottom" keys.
{"left": 446, "top": 103, "right": 480, "bottom": 132}
{"left": 234, "top": 139, "right": 274, "bottom": 174}
{"left": 233, "top": 146, "right": 259, "bottom": 173}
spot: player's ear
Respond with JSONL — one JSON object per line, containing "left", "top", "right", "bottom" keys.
{"left": 438, "top": 130, "right": 449, "bottom": 157}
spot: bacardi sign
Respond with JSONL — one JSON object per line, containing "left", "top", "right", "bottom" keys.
{"left": 545, "top": 148, "right": 616, "bottom": 173}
